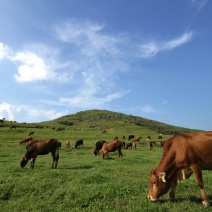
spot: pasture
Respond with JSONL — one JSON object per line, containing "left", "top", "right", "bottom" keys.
{"left": 0, "top": 114, "right": 211, "bottom": 211}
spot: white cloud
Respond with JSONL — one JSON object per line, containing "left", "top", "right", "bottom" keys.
{"left": 137, "top": 32, "right": 193, "bottom": 58}
{"left": 140, "top": 105, "right": 156, "bottom": 114}
{"left": 0, "top": 102, "right": 68, "bottom": 122}
{"left": 54, "top": 20, "right": 121, "bottom": 57}
{"left": 0, "top": 42, "right": 11, "bottom": 59}
{"left": 12, "top": 52, "right": 50, "bottom": 82}
{"left": 189, "top": 0, "right": 208, "bottom": 11}
{"left": 58, "top": 90, "right": 129, "bottom": 109}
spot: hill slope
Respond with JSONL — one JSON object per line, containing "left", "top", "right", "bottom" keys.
{"left": 53, "top": 109, "right": 200, "bottom": 135}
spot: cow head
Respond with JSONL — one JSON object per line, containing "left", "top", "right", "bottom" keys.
{"left": 92, "top": 148, "right": 98, "bottom": 156}
{"left": 20, "top": 156, "right": 28, "bottom": 168}
{"left": 148, "top": 169, "right": 170, "bottom": 201}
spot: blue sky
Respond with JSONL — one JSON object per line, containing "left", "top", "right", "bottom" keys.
{"left": 0, "top": 0, "right": 211, "bottom": 130}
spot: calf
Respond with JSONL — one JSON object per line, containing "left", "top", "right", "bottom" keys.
{"left": 75, "top": 139, "right": 84, "bottom": 149}
{"left": 101, "top": 140, "right": 123, "bottom": 159}
{"left": 20, "top": 138, "right": 60, "bottom": 169}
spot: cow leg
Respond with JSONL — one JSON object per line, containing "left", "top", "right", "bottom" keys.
{"left": 191, "top": 164, "right": 209, "bottom": 207}
{"left": 52, "top": 149, "right": 59, "bottom": 168}
{"left": 118, "top": 149, "right": 123, "bottom": 157}
{"left": 30, "top": 157, "right": 36, "bottom": 169}
{"left": 169, "top": 183, "right": 177, "bottom": 201}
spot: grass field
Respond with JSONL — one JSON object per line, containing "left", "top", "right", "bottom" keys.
{"left": 0, "top": 111, "right": 211, "bottom": 211}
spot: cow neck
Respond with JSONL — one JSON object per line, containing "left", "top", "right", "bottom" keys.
{"left": 156, "top": 151, "right": 176, "bottom": 178}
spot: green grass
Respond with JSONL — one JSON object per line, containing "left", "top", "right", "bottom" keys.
{"left": 0, "top": 110, "right": 211, "bottom": 211}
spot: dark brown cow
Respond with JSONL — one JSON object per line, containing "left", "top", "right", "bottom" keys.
{"left": 148, "top": 132, "right": 212, "bottom": 207}
{"left": 101, "top": 140, "right": 123, "bottom": 159}
{"left": 93, "top": 140, "right": 106, "bottom": 156}
{"left": 75, "top": 139, "right": 84, "bottom": 148}
{"left": 28, "top": 131, "right": 34, "bottom": 136}
{"left": 20, "top": 138, "right": 60, "bottom": 169}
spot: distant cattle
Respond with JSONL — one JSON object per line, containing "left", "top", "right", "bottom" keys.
{"left": 56, "top": 126, "right": 65, "bottom": 131}
{"left": 65, "top": 140, "right": 71, "bottom": 149}
{"left": 128, "top": 135, "right": 134, "bottom": 140}
{"left": 19, "top": 137, "right": 33, "bottom": 149}
{"left": 122, "top": 135, "right": 125, "bottom": 141}
{"left": 132, "top": 136, "right": 142, "bottom": 143}
{"left": 101, "top": 140, "right": 123, "bottom": 159}
{"left": 158, "top": 135, "right": 163, "bottom": 139}
{"left": 148, "top": 132, "right": 212, "bottom": 207}
{"left": 125, "top": 142, "right": 136, "bottom": 150}
{"left": 93, "top": 140, "right": 106, "bottom": 156}
{"left": 28, "top": 131, "right": 34, "bottom": 136}
{"left": 155, "top": 141, "right": 165, "bottom": 148}
{"left": 20, "top": 138, "right": 60, "bottom": 169}
{"left": 10, "top": 125, "right": 16, "bottom": 129}
{"left": 75, "top": 139, "right": 84, "bottom": 149}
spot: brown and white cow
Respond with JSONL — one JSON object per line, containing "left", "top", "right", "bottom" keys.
{"left": 148, "top": 132, "right": 212, "bottom": 207}
{"left": 101, "top": 140, "right": 123, "bottom": 159}
{"left": 132, "top": 136, "right": 142, "bottom": 143}
{"left": 20, "top": 138, "right": 60, "bottom": 169}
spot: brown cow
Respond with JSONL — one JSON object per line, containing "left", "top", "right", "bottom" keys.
{"left": 101, "top": 140, "right": 123, "bottom": 159}
{"left": 65, "top": 140, "right": 71, "bottom": 149}
{"left": 20, "top": 138, "right": 60, "bottom": 169}
{"left": 148, "top": 132, "right": 212, "bottom": 207}
{"left": 132, "top": 136, "right": 142, "bottom": 143}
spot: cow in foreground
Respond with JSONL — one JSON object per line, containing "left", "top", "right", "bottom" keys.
{"left": 148, "top": 132, "right": 212, "bottom": 207}
{"left": 20, "top": 138, "right": 60, "bottom": 169}
{"left": 101, "top": 140, "right": 123, "bottom": 159}
{"left": 93, "top": 140, "right": 106, "bottom": 156}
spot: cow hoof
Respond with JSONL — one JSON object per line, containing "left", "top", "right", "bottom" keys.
{"left": 202, "top": 200, "right": 210, "bottom": 207}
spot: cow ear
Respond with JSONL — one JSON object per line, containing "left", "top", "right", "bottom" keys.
{"left": 159, "top": 172, "right": 166, "bottom": 183}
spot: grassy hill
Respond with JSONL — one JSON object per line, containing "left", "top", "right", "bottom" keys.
{"left": 53, "top": 109, "right": 200, "bottom": 135}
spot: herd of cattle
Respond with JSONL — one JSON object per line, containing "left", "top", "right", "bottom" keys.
{"left": 18, "top": 131, "right": 212, "bottom": 207}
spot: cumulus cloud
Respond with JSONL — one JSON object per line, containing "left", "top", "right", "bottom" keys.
{"left": 12, "top": 52, "right": 51, "bottom": 82}
{"left": 137, "top": 32, "right": 193, "bottom": 58}
{"left": 0, "top": 102, "right": 68, "bottom": 122}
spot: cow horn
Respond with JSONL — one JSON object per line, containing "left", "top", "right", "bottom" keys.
{"left": 161, "top": 175, "right": 166, "bottom": 183}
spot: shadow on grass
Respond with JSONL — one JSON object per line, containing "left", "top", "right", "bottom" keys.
{"left": 156, "top": 194, "right": 212, "bottom": 207}
{"left": 59, "top": 165, "right": 94, "bottom": 170}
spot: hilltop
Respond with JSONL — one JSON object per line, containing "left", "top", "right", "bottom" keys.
{"left": 53, "top": 109, "right": 200, "bottom": 135}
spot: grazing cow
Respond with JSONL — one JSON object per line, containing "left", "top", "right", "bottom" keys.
{"left": 125, "top": 142, "right": 133, "bottom": 149}
{"left": 148, "top": 132, "right": 212, "bottom": 207}
{"left": 28, "top": 131, "right": 34, "bottom": 136}
{"left": 10, "top": 125, "right": 16, "bottom": 129}
{"left": 128, "top": 135, "right": 134, "bottom": 140}
{"left": 132, "top": 136, "right": 142, "bottom": 143}
{"left": 101, "top": 140, "right": 123, "bottom": 159}
{"left": 122, "top": 135, "right": 125, "bottom": 141}
{"left": 65, "top": 140, "right": 71, "bottom": 149}
{"left": 158, "top": 135, "right": 163, "bottom": 139}
{"left": 20, "top": 138, "right": 60, "bottom": 169}
{"left": 93, "top": 140, "right": 106, "bottom": 156}
{"left": 75, "top": 139, "right": 84, "bottom": 149}
{"left": 125, "top": 142, "right": 136, "bottom": 150}
{"left": 155, "top": 141, "right": 165, "bottom": 148}
{"left": 19, "top": 137, "right": 33, "bottom": 149}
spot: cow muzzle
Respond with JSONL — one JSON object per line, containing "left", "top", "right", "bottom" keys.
{"left": 148, "top": 194, "right": 157, "bottom": 202}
